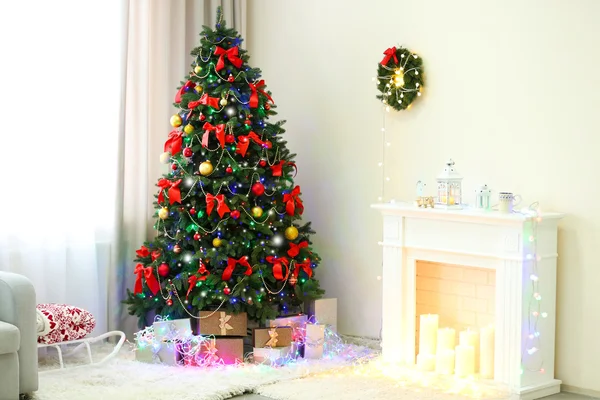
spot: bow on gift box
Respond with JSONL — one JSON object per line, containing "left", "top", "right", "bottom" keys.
{"left": 186, "top": 262, "right": 210, "bottom": 300}
{"left": 134, "top": 264, "right": 160, "bottom": 295}
{"left": 266, "top": 328, "right": 279, "bottom": 347}
{"left": 219, "top": 312, "right": 234, "bottom": 335}
{"left": 175, "top": 80, "right": 195, "bottom": 103}
{"left": 222, "top": 256, "right": 253, "bottom": 281}
{"left": 380, "top": 47, "right": 398, "bottom": 65}
{"left": 249, "top": 80, "right": 274, "bottom": 108}
{"left": 205, "top": 193, "right": 230, "bottom": 218}
{"left": 283, "top": 186, "right": 304, "bottom": 216}
{"left": 270, "top": 160, "right": 297, "bottom": 177}
{"left": 293, "top": 258, "right": 313, "bottom": 279}
{"left": 201, "top": 122, "right": 226, "bottom": 149}
{"left": 214, "top": 45, "right": 243, "bottom": 72}
{"left": 236, "top": 132, "right": 271, "bottom": 157}
{"left": 203, "top": 338, "right": 220, "bottom": 364}
{"left": 157, "top": 179, "right": 182, "bottom": 205}
{"left": 164, "top": 130, "right": 183, "bottom": 155}
{"left": 287, "top": 241, "right": 308, "bottom": 258}
{"left": 266, "top": 256, "right": 290, "bottom": 281}
{"left": 188, "top": 93, "right": 220, "bottom": 110}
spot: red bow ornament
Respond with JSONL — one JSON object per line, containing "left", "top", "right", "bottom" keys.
{"left": 287, "top": 241, "right": 308, "bottom": 258}
{"left": 151, "top": 250, "right": 161, "bottom": 262}
{"left": 222, "top": 256, "right": 253, "bottom": 281}
{"left": 236, "top": 132, "right": 271, "bottom": 157}
{"left": 205, "top": 193, "right": 231, "bottom": 218}
{"left": 282, "top": 186, "right": 304, "bottom": 216}
{"left": 293, "top": 258, "right": 313, "bottom": 279}
{"left": 136, "top": 245, "right": 150, "bottom": 258}
{"left": 134, "top": 264, "right": 160, "bottom": 295}
{"left": 202, "top": 122, "right": 226, "bottom": 149}
{"left": 214, "top": 46, "right": 243, "bottom": 72}
{"left": 188, "top": 93, "right": 220, "bottom": 110}
{"left": 380, "top": 47, "right": 398, "bottom": 66}
{"left": 249, "top": 80, "right": 274, "bottom": 108}
{"left": 266, "top": 256, "right": 290, "bottom": 281}
{"left": 157, "top": 179, "right": 182, "bottom": 205}
{"left": 270, "top": 160, "right": 297, "bottom": 177}
{"left": 175, "top": 80, "right": 195, "bottom": 104}
{"left": 187, "top": 262, "right": 210, "bottom": 299}
{"left": 164, "top": 130, "right": 183, "bottom": 155}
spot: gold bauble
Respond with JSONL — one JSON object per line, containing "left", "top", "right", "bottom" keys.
{"left": 194, "top": 85, "right": 203, "bottom": 93}
{"left": 159, "top": 152, "right": 171, "bottom": 164}
{"left": 183, "top": 124, "right": 194, "bottom": 134}
{"left": 194, "top": 66, "right": 202, "bottom": 74}
{"left": 170, "top": 114, "right": 183, "bottom": 127}
{"left": 158, "top": 207, "right": 169, "bottom": 220}
{"left": 199, "top": 160, "right": 214, "bottom": 176}
{"left": 251, "top": 206, "right": 263, "bottom": 218}
{"left": 220, "top": 98, "right": 228, "bottom": 106}
{"left": 284, "top": 226, "right": 299, "bottom": 240}
{"left": 212, "top": 238, "right": 222, "bottom": 247}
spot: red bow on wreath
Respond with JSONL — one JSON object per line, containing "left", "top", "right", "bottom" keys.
{"left": 266, "top": 256, "right": 290, "bottom": 281}
{"left": 157, "top": 179, "right": 182, "bottom": 205}
{"left": 249, "top": 80, "right": 274, "bottom": 108}
{"left": 282, "top": 186, "right": 304, "bottom": 216}
{"left": 270, "top": 160, "right": 297, "bottom": 177}
{"left": 214, "top": 46, "right": 243, "bottom": 72}
{"left": 287, "top": 241, "right": 309, "bottom": 258}
{"left": 201, "top": 122, "right": 226, "bottom": 149}
{"left": 205, "top": 193, "right": 230, "bottom": 218}
{"left": 293, "top": 258, "right": 313, "bottom": 279}
{"left": 175, "top": 80, "right": 195, "bottom": 104}
{"left": 222, "top": 256, "right": 253, "bottom": 281}
{"left": 134, "top": 264, "right": 160, "bottom": 295}
{"left": 380, "top": 47, "right": 398, "bottom": 66}
{"left": 187, "top": 262, "right": 210, "bottom": 299}
{"left": 164, "top": 130, "right": 183, "bottom": 155}
{"left": 236, "top": 132, "right": 271, "bottom": 157}
{"left": 188, "top": 93, "right": 220, "bottom": 110}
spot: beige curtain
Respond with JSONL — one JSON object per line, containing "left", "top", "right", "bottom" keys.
{"left": 111, "top": 0, "right": 247, "bottom": 336}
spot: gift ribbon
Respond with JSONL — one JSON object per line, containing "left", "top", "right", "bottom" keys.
{"left": 157, "top": 179, "right": 182, "bottom": 205}
{"left": 249, "top": 79, "right": 274, "bottom": 108}
{"left": 201, "top": 122, "right": 226, "bottom": 148}
{"left": 282, "top": 185, "right": 304, "bottom": 216}
{"left": 205, "top": 193, "right": 231, "bottom": 218}
{"left": 186, "top": 262, "right": 210, "bottom": 300}
{"left": 164, "top": 130, "right": 183, "bottom": 155}
{"left": 236, "top": 131, "right": 271, "bottom": 157}
{"left": 287, "top": 241, "right": 308, "bottom": 258}
{"left": 222, "top": 256, "right": 253, "bottom": 281}
{"left": 203, "top": 338, "right": 220, "bottom": 364}
{"left": 134, "top": 264, "right": 160, "bottom": 295}
{"left": 188, "top": 93, "right": 220, "bottom": 109}
{"left": 270, "top": 160, "right": 297, "bottom": 177}
{"left": 136, "top": 245, "right": 150, "bottom": 258}
{"left": 293, "top": 258, "right": 313, "bottom": 279}
{"left": 219, "top": 312, "right": 234, "bottom": 335}
{"left": 380, "top": 46, "right": 398, "bottom": 66}
{"left": 175, "top": 80, "right": 195, "bottom": 104}
{"left": 266, "top": 256, "right": 290, "bottom": 281}
{"left": 214, "top": 45, "right": 243, "bottom": 72}
{"left": 265, "top": 328, "right": 279, "bottom": 347}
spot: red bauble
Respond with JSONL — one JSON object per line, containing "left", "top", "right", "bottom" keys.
{"left": 166, "top": 299, "right": 173, "bottom": 306}
{"left": 230, "top": 210, "right": 241, "bottom": 219}
{"left": 265, "top": 141, "right": 272, "bottom": 149}
{"left": 200, "top": 114, "right": 206, "bottom": 121}
{"left": 265, "top": 103, "right": 271, "bottom": 110}
{"left": 223, "top": 287, "right": 231, "bottom": 295}
{"left": 171, "top": 163, "right": 178, "bottom": 170}
{"left": 193, "top": 232, "right": 201, "bottom": 241}
{"left": 244, "top": 119, "right": 252, "bottom": 125}
{"left": 173, "top": 244, "right": 182, "bottom": 254}
{"left": 158, "top": 263, "right": 170, "bottom": 277}
{"left": 252, "top": 182, "right": 265, "bottom": 196}
{"left": 227, "top": 74, "right": 234, "bottom": 82}
{"left": 225, "top": 134, "right": 235, "bottom": 144}
{"left": 259, "top": 160, "right": 267, "bottom": 167}
{"left": 226, "top": 166, "right": 233, "bottom": 174}
{"left": 183, "top": 147, "right": 193, "bottom": 157}
{"left": 288, "top": 276, "right": 298, "bottom": 286}
{"left": 190, "top": 207, "right": 196, "bottom": 215}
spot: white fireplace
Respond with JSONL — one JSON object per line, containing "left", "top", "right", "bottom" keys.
{"left": 372, "top": 202, "right": 564, "bottom": 400}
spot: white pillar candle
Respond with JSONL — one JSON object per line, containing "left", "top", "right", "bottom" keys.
{"left": 436, "top": 327, "right": 455, "bottom": 353}
{"left": 459, "top": 328, "right": 480, "bottom": 372}
{"left": 480, "top": 325, "right": 495, "bottom": 379}
{"left": 416, "top": 353, "right": 436, "bottom": 371}
{"left": 435, "top": 349, "right": 455, "bottom": 375}
{"left": 455, "top": 345, "right": 475, "bottom": 377}
{"left": 418, "top": 314, "right": 439, "bottom": 356}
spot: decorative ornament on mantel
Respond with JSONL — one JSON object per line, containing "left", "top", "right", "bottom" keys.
{"left": 435, "top": 159, "right": 463, "bottom": 209}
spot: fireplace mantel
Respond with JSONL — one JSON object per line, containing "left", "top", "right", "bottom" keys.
{"left": 372, "top": 202, "right": 564, "bottom": 400}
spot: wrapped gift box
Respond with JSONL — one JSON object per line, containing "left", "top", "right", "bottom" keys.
{"left": 305, "top": 298, "right": 337, "bottom": 332}
{"left": 198, "top": 311, "right": 247, "bottom": 336}
{"left": 304, "top": 323, "right": 325, "bottom": 359}
{"left": 199, "top": 337, "right": 244, "bottom": 365}
{"left": 267, "top": 314, "right": 308, "bottom": 357}
{"left": 253, "top": 326, "right": 293, "bottom": 348}
{"left": 153, "top": 318, "right": 192, "bottom": 341}
{"left": 136, "top": 341, "right": 182, "bottom": 366}
{"left": 253, "top": 346, "right": 292, "bottom": 365}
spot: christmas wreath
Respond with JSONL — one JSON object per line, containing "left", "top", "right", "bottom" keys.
{"left": 376, "top": 46, "right": 424, "bottom": 111}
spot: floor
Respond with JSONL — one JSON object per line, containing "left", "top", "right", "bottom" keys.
{"left": 231, "top": 392, "right": 599, "bottom": 400}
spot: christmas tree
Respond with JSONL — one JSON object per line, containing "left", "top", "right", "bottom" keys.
{"left": 124, "top": 8, "right": 324, "bottom": 328}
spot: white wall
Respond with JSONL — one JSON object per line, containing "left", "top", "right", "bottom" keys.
{"left": 247, "top": 0, "right": 600, "bottom": 393}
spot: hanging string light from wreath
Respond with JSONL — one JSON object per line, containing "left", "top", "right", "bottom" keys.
{"left": 375, "top": 46, "right": 425, "bottom": 111}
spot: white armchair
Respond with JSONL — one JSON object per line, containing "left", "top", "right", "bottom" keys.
{"left": 0, "top": 272, "right": 38, "bottom": 400}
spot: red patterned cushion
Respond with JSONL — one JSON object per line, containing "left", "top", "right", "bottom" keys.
{"left": 37, "top": 304, "right": 96, "bottom": 344}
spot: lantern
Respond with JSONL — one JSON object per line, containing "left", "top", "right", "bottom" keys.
{"left": 475, "top": 184, "right": 492, "bottom": 210}
{"left": 436, "top": 159, "right": 463, "bottom": 209}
